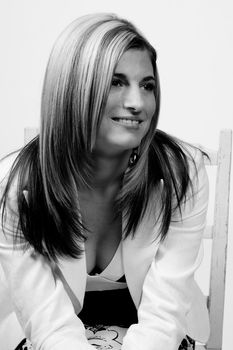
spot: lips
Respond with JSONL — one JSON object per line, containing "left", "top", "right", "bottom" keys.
{"left": 111, "top": 117, "right": 143, "bottom": 127}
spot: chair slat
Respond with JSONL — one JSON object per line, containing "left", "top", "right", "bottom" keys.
{"left": 24, "top": 127, "right": 39, "bottom": 144}
{"left": 206, "top": 129, "right": 232, "bottom": 350}
{"left": 203, "top": 226, "right": 213, "bottom": 239}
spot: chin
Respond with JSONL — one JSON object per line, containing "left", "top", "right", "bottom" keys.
{"left": 94, "top": 133, "right": 143, "bottom": 155}
{"left": 113, "top": 139, "right": 141, "bottom": 151}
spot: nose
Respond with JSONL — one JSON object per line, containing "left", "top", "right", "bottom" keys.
{"left": 123, "top": 85, "right": 144, "bottom": 113}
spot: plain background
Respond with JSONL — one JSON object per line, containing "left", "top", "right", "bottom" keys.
{"left": 0, "top": 0, "right": 232, "bottom": 349}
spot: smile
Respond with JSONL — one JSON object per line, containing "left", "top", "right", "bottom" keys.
{"left": 111, "top": 117, "right": 142, "bottom": 127}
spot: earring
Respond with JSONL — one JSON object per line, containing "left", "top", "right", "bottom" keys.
{"left": 128, "top": 148, "right": 139, "bottom": 167}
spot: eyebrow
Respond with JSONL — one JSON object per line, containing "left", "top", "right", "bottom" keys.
{"left": 113, "top": 73, "right": 156, "bottom": 82}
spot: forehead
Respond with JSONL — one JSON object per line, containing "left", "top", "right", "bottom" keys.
{"left": 114, "top": 49, "right": 154, "bottom": 77}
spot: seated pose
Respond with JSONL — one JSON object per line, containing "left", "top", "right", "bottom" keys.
{"left": 0, "top": 13, "right": 209, "bottom": 350}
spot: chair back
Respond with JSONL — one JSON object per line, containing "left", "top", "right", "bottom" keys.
{"left": 196, "top": 129, "right": 232, "bottom": 350}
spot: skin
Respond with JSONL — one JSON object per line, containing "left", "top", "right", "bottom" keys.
{"left": 79, "top": 49, "right": 156, "bottom": 273}
{"left": 95, "top": 48, "right": 156, "bottom": 156}
{"left": 93, "top": 48, "right": 156, "bottom": 189}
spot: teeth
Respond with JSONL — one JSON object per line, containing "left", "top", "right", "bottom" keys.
{"left": 113, "top": 118, "right": 140, "bottom": 125}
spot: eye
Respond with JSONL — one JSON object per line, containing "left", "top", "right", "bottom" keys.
{"left": 111, "top": 78, "right": 124, "bottom": 87}
{"left": 141, "top": 82, "right": 156, "bottom": 92}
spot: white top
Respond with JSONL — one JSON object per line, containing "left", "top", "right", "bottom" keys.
{"left": 86, "top": 242, "right": 127, "bottom": 291}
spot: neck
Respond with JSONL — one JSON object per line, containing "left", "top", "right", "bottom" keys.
{"left": 89, "top": 149, "right": 131, "bottom": 195}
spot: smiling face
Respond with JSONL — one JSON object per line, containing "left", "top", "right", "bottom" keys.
{"left": 94, "top": 49, "right": 156, "bottom": 156}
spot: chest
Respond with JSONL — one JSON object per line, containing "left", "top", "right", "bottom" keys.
{"left": 78, "top": 193, "right": 122, "bottom": 274}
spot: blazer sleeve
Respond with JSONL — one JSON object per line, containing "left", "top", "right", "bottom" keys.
{"left": 122, "top": 149, "right": 209, "bottom": 350}
{"left": 0, "top": 155, "right": 93, "bottom": 350}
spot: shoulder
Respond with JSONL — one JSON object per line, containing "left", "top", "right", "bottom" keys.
{"left": 0, "top": 151, "right": 21, "bottom": 214}
{"left": 0, "top": 151, "right": 20, "bottom": 191}
{"left": 180, "top": 143, "right": 209, "bottom": 206}
{"left": 0, "top": 151, "right": 20, "bottom": 181}
{"left": 152, "top": 131, "right": 205, "bottom": 175}
{"left": 181, "top": 143, "right": 207, "bottom": 181}
{"left": 165, "top": 138, "right": 206, "bottom": 183}
{"left": 165, "top": 140, "right": 209, "bottom": 204}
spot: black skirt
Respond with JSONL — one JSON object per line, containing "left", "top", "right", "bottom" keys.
{"left": 79, "top": 287, "right": 138, "bottom": 327}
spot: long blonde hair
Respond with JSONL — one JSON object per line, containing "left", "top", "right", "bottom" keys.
{"left": 1, "top": 13, "right": 196, "bottom": 260}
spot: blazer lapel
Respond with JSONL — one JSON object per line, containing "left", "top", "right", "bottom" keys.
{"left": 23, "top": 190, "right": 87, "bottom": 313}
{"left": 57, "top": 244, "right": 87, "bottom": 313}
{"left": 122, "top": 196, "right": 160, "bottom": 308}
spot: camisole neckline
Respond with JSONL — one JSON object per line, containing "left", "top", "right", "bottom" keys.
{"left": 86, "top": 242, "right": 126, "bottom": 292}
{"left": 88, "top": 241, "right": 123, "bottom": 281}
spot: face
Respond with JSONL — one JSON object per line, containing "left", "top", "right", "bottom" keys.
{"left": 94, "top": 49, "right": 156, "bottom": 155}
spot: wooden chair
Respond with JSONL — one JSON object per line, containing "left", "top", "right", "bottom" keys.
{"left": 24, "top": 127, "right": 38, "bottom": 144}
{"left": 24, "top": 128, "right": 232, "bottom": 350}
{"left": 195, "top": 129, "right": 232, "bottom": 350}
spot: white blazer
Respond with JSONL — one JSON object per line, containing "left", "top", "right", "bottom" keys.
{"left": 0, "top": 148, "right": 210, "bottom": 350}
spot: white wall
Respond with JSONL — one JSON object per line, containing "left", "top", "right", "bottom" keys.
{"left": 0, "top": 1, "right": 232, "bottom": 349}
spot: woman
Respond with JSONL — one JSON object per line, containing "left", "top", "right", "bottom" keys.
{"left": 0, "top": 13, "right": 209, "bottom": 350}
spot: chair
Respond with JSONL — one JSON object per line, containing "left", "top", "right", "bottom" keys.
{"left": 195, "top": 129, "right": 232, "bottom": 350}
{"left": 24, "top": 128, "right": 232, "bottom": 350}
{"left": 24, "top": 127, "right": 38, "bottom": 144}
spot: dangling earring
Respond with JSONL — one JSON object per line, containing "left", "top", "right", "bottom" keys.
{"left": 128, "top": 148, "right": 139, "bottom": 167}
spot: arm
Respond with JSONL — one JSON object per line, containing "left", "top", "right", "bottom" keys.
{"left": 0, "top": 157, "right": 93, "bottom": 350}
{"left": 122, "top": 149, "right": 209, "bottom": 350}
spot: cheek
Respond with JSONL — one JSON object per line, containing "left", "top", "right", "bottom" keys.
{"left": 147, "top": 96, "right": 156, "bottom": 119}
{"left": 104, "top": 93, "right": 119, "bottom": 113}
{"left": 143, "top": 97, "right": 156, "bottom": 133}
